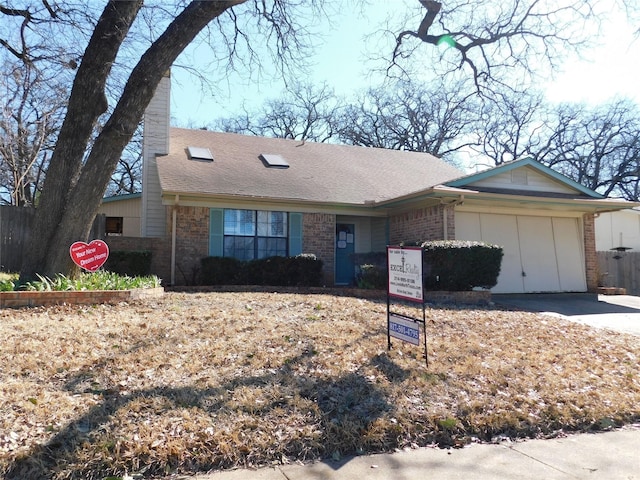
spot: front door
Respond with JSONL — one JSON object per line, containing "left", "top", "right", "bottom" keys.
{"left": 335, "top": 223, "right": 355, "bottom": 285}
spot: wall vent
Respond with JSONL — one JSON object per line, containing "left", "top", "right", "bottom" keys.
{"left": 511, "top": 169, "right": 528, "bottom": 185}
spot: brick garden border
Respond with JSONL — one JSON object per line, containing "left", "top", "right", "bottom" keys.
{"left": 0, "top": 287, "right": 164, "bottom": 309}
{"left": 0, "top": 286, "right": 489, "bottom": 309}
{"left": 424, "top": 290, "right": 492, "bottom": 305}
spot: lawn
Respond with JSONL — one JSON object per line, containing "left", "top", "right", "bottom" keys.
{"left": 1, "top": 291, "right": 639, "bottom": 479}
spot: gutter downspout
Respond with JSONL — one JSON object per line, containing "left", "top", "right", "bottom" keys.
{"left": 442, "top": 195, "right": 464, "bottom": 240}
{"left": 171, "top": 195, "right": 179, "bottom": 286}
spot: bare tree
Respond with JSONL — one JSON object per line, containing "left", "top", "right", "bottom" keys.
{"left": 389, "top": 0, "right": 599, "bottom": 93}
{"left": 337, "top": 78, "right": 476, "bottom": 163}
{"left": 3, "top": 1, "right": 320, "bottom": 281}
{"left": 0, "top": 61, "right": 65, "bottom": 206}
{"left": 106, "top": 128, "right": 142, "bottom": 196}
{"left": 539, "top": 99, "right": 640, "bottom": 200}
{"left": 470, "top": 90, "right": 548, "bottom": 166}
{"left": 216, "top": 82, "right": 339, "bottom": 142}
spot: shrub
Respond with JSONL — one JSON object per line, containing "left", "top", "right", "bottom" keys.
{"left": 352, "top": 252, "right": 387, "bottom": 289}
{"left": 199, "top": 254, "right": 323, "bottom": 287}
{"left": 239, "top": 256, "right": 289, "bottom": 286}
{"left": 288, "top": 254, "right": 324, "bottom": 286}
{"left": 105, "top": 250, "right": 152, "bottom": 277}
{"left": 412, "top": 240, "right": 503, "bottom": 291}
{"left": 200, "top": 256, "right": 242, "bottom": 285}
{"left": 356, "top": 264, "right": 387, "bottom": 289}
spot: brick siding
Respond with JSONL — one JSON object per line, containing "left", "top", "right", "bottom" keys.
{"left": 303, "top": 212, "right": 336, "bottom": 286}
{"left": 173, "top": 206, "right": 210, "bottom": 285}
{"left": 583, "top": 213, "right": 598, "bottom": 292}
{"left": 388, "top": 204, "right": 450, "bottom": 245}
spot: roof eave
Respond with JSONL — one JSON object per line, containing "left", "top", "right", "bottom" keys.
{"left": 159, "top": 191, "right": 389, "bottom": 216}
{"left": 434, "top": 186, "right": 638, "bottom": 212}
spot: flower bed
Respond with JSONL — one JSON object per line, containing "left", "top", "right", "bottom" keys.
{"left": 0, "top": 287, "right": 164, "bottom": 308}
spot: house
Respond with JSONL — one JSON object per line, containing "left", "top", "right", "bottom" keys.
{"left": 98, "top": 192, "right": 142, "bottom": 237}
{"left": 595, "top": 208, "right": 640, "bottom": 252}
{"left": 594, "top": 208, "right": 640, "bottom": 294}
{"left": 105, "top": 74, "right": 638, "bottom": 292}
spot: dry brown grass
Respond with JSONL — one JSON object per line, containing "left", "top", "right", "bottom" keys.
{"left": 1, "top": 291, "right": 639, "bottom": 479}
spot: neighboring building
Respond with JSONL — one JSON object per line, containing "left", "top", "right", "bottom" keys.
{"left": 98, "top": 193, "right": 142, "bottom": 237}
{"left": 108, "top": 74, "right": 637, "bottom": 291}
{"left": 594, "top": 208, "right": 640, "bottom": 294}
{"left": 595, "top": 208, "right": 640, "bottom": 252}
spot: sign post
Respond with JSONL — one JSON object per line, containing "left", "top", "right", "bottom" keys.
{"left": 387, "top": 246, "right": 428, "bottom": 366}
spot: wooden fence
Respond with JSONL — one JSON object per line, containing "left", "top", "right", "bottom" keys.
{"left": 0, "top": 206, "right": 105, "bottom": 273}
{"left": 597, "top": 251, "right": 640, "bottom": 296}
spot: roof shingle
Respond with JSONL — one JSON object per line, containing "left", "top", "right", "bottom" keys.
{"left": 157, "top": 129, "right": 464, "bottom": 205}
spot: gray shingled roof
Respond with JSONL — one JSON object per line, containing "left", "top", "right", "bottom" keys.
{"left": 156, "top": 128, "right": 464, "bottom": 205}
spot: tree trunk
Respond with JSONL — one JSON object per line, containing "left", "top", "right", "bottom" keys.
{"left": 20, "top": 0, "right": 245, "bottom": 282}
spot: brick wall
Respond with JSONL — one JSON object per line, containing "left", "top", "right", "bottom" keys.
{"left": 389, "top": 204, "right": 450, "bottom": 244}
{"left": 583, "top": 213, "right": 598, "bottom": 292}
{"left": 173, "top": 206, "right": 210, "bottom": 285}
{"left": 106, "top": 235, "right": 171, "bottom": 284}
{"left": 303, "top": 212, "right": 336, "bottom": 285}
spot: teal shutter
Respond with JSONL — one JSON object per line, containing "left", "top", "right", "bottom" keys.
{"left": 289, "top": 213, "right": 303, "bottom": 256}
{"left": 209, "top": 209, "right": 224, "bottom": 256}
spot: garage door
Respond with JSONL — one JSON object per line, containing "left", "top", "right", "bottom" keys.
{"left": 456, "top": 213, "right": 586, "bottom": 293}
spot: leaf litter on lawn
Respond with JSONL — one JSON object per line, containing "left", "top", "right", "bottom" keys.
{"left": 1, "top": 291, "right": 639, "bottom": 479}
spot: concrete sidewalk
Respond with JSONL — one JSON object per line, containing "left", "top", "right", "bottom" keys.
{"left": 193, "top": 426, "right": 640, "bottom": 480}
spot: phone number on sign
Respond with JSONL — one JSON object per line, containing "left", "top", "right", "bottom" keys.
{"left": 389, "top": 322, "right": 419, "bottom": 339}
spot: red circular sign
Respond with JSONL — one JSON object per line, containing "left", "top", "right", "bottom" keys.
{"left": 69, "top": 240, "right": 109, "bottom": 272}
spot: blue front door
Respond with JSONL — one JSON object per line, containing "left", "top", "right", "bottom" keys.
{"left": 335, "top": 223, "right": 355, "bottom": 285}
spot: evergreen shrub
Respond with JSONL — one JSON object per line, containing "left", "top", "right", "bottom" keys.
{"left": 405, "top": 240, "right": 503, "bottom": 291}
{"left": 105, "top": 250, "right": 152, "bottom": 277}
{"left": 199, "top": 254, "right": 323, "bottom": 287}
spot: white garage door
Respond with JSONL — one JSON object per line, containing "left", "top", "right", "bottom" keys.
{"left": 456, "top": 213, "right": 586, "bottom": 293}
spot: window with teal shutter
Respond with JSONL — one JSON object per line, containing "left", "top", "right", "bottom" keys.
{"left": 209, "top": 209, "right": 224, "bottom": 256}
{"left": 289, "top": 213, "right": 302, "bottom": 256}
{"left": 211, "top": 209, "right": 302, "bottom": 260}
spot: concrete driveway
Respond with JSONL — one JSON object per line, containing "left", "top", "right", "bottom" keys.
{"left": 492, "top": 293, "right": 640, "bottom": 336}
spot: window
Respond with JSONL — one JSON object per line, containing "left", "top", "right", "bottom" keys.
{"left": 187, "top": 146, "right": 214, "bottom": 161}
{"left": 259, "top": 153, "right": 289, "bottom": 168}
{"left": 223, "top": 209, "right": 288, "bottom": 260}
{"left": 105, "top": 217, "right": 123, "bottom": 236}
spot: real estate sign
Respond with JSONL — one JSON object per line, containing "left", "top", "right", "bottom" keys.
{"left": 386, "top": 246, "right": 428, "bottom": 366}
{"left": 387, "top": 246, "right": 423, "bottom": 302}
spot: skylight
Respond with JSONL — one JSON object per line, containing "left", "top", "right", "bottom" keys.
{"left": 259, "top": 153, "right": 289, "bottom": 168}
{"left": 187, "top": 146, "right": 214, "bottom": 161}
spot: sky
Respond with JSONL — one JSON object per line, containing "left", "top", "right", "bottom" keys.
{"left": 169, "top": 1, "right": 640, "bottom": 130}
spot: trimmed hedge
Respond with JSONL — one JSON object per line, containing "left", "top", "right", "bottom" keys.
{"left": 105, "top": 250, "right": 152, "bottom": 277}
{"left": 412, "top": 240, "right": 503, "bottom": 291}
{"left": 200, "top": 256, "right": 242, "bottom": 285}
{"left": 200, "top": 254, "right": 323, "bottom": 287}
